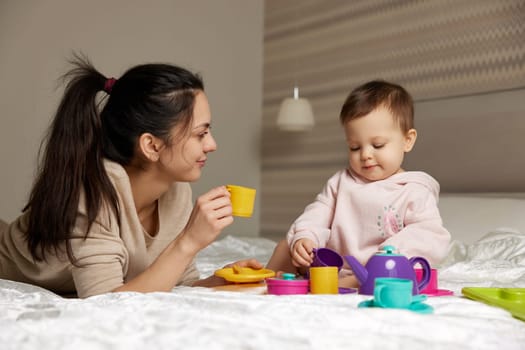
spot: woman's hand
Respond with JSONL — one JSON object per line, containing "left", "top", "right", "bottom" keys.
{"left": 223, "top": 258, "right": 264, "bottom": 270}
{"left": 192, "top": 258, "right": 264, "bottom": 287}
{"left": 291, "top": 238, "right": 316, "bottom": 267}
{"left": 180, "top": 186, "right": 233, "bottom": 253}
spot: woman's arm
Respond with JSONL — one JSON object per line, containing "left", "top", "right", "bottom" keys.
{"left": 112, "top": 233, "right": 200, "bottom": 293}
{"left": 113, "top": 186, "right": 234, "bottom": 293}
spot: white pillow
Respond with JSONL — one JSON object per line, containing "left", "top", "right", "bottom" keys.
{"left": 438, "top": 193, "right": 525, "bottom": 244}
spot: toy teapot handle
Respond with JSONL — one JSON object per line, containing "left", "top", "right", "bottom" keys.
{"left": 409, "top": 256, "right": 431, "bottom": 293}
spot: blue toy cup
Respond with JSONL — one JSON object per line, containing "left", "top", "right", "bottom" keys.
{"left": 374, "top": 278, "right": 426, "bottom": 309}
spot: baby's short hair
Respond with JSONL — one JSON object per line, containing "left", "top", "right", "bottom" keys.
{"left": 339, "top": 80, "right": 414, "bottom": 132}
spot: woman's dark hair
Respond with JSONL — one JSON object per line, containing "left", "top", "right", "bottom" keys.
{"left": 23, "top": 53, "right": 204, "bottom": 263}
{"left": 339, "top": 80, "right": 414, "bottom": 133}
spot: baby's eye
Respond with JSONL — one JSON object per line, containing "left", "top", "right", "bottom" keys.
{"left": 349, "top": 146, "right": 360, "bottom": 151}
{"left": 373, "top": 144, "right": 385, "bottom": 149}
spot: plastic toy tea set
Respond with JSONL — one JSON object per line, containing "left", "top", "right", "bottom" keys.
{"left": 218, "top": 189, "right": 524, "bottom": 319}
{"left": 215, "top": 245, "right": 525, "bottom": 320}
{"left": 216, "top": 246, "right": 451, "bottom": 314}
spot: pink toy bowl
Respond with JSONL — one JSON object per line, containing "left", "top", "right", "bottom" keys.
{"left": 266, "top": 277, "right": 309, "bottom": 295}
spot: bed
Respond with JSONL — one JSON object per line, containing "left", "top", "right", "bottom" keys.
{"left": 2, "top": 195, "right": 525, "bottom": 349}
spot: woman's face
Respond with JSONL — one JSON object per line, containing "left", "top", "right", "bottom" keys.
{"left": 158, "top": 91, "right": 217, "bottom": 182}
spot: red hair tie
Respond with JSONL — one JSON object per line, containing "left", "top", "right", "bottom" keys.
{"left": 103, "top": 77, "right": 117, "bottom": 94}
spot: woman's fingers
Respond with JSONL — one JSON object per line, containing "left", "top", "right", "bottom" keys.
{"left": 194, "top": 187, "right": 232, "bottom": 219}
{"left": 238, "top": 258, "right": 263, "bottom": 269}
{"left": 201, "top": 186, "right": 231, "bottom": 202}
{"left": 182, "top": 187, "right": 235, "bottom": 250}
{"left": 225, "top": 258, "right": 263, "bottom": 270}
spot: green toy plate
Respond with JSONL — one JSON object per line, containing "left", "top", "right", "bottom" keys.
{"left": 462, "top": 287, "right": 525, "bottom": 322}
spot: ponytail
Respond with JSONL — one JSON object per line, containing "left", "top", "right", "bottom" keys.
{"left": 24, "top": 53, "right": 119, "bottom": 263}
{"left": 24, "top": 53, "right": 203, "bottom": 264}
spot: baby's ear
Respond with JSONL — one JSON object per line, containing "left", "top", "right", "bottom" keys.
{"left": 404, "top": 128, "right": 417, "bottom": 152}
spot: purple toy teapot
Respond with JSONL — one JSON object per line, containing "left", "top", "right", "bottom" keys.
{"left": 344, "top": 245, "right": 431, "bottom": 295}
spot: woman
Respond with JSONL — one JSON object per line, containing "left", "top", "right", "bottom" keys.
{"left": 0, "top": 54, "right": 261, "bottom": 298}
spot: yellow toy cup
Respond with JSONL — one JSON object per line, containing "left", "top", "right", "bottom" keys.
{"left": 226, "top": 184, "right": 256, "bottom": 218}
{"left": 309, "top": 266, "right": 339, "bottom": 294}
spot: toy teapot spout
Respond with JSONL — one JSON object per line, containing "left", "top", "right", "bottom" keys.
{"left": 343, "top": 255, "right": 368, "bottom": 285}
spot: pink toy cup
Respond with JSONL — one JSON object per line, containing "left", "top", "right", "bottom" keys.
{"left": 415, "top": 268, "right": 437, "bottom": 293}
{"left": 415, "top": 268, "right": 454, "bottom": 296}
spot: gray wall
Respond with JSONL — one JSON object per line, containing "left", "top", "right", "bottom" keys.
{"left": 261, "top": 0, "right": 525, "bottom": 238}
{"left": 0, "top": 0, "right": 263, "bottom": 237}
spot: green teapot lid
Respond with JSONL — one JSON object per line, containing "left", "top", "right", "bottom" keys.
{"left": 281, "top": 273, "right": 296, "bottom": 280}
{"left": 377, "top": 245, "right": 401, "bottom": 256}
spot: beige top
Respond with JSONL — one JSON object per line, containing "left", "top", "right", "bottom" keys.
{"left": 0, "top": 160, "right": 199, "bottom": 298}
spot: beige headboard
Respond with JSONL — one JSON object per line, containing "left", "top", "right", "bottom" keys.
{"left": 404, "top": 88, "right": 525, "bottom": 192}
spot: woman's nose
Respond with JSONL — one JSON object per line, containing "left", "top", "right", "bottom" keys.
{"left": 204, "top": 134, "right": 217, "bottom": 153}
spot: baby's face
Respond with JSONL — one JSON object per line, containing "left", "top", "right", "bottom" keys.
{"left": 344, "top": 106, "right": 416, "bottom": 182}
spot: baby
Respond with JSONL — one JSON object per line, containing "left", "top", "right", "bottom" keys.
{"left": 266, "top": 80, "right": 451, "bottom": 286}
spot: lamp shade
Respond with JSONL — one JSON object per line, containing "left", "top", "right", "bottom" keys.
{"left": 276, "top": 88, "right": 315, "bottom": 131}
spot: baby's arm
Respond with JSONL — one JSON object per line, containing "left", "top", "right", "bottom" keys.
{"left": 267, "top": 170, "right": 343, "bottom": 274}
{"left": 286, "top": 172, "right": 342, "bottom": 250}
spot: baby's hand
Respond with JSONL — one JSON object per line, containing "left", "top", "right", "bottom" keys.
{"left": 291, "top": 238, "right": 316, "bottom": 267}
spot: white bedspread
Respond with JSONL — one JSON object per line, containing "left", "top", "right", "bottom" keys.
{"left": 1, "top": 231, "right": 525, "bottom": 350}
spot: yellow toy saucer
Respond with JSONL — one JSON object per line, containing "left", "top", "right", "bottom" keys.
{"left": 214, "top": 267, "right": 275, "bottom": 283}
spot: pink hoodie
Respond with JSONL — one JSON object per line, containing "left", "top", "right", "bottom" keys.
{"left": 286, "top": 169, "right": 451, "bottom": 270}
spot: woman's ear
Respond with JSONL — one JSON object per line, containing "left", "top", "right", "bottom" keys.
{"left": 138, "top": 133, "right": 162, "bottom": 162}
{"left": 404, "top": 128, "right": 417, "bottom": 152}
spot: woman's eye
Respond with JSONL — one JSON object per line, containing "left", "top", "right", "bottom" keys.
{"left": 198, "top": 131, "right": 209, "bottom": 139}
